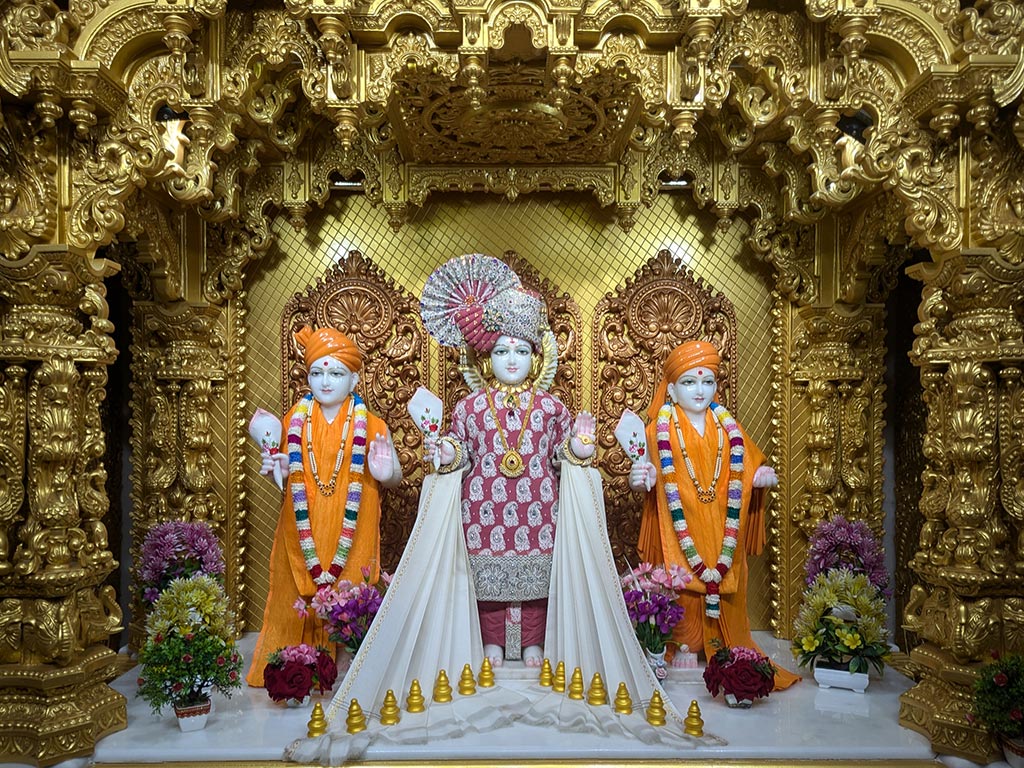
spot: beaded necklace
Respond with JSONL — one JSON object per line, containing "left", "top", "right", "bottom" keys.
{"left": 484, "top": 385, "right": 538, "bottom": 477}
{"left": 656, "top": 401, "right": 744, "bottom": 619}
{"left": 305, "top": 397, "right": 353, "bottom": 496}
{"left": 287, "top": 393, "right": 368, "bottom": 586}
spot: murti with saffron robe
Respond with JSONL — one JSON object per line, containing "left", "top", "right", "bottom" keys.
{"left": 246, "top": 395, "right": 386, "bottom": 686}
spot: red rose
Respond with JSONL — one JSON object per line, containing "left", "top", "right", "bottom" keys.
{"left": 137, "top": 677, "right": 145, "bottom": 687}
{"left": 719, "top": 660, "right": 774, "bottom": 701}
{"left": 172, "top": 682, "right": 183, "bottom": 693}
{"left": 229, "top": 670, "right": 238, "bottom": 682}
{"left": 702, "top": 658, "right": 725, "bottom": 696}
{"left": 182, "top": 653, "right": 193, "bottom": 663}
{"left": 279, "top": 662, "right": 312, "bottom": 699}
{"left": 216, "top": 656, "right": 225, "bottom": 666}
{"left": 994, "top": 672, "right": 1009, "bottom": 687}
{"left": 1011, "top": 709, "right": 1023, "bottom": 722}
{"left": 316, "top": 651, "right": 338, "bottom": 692}
{"left": 429, "top": 424, "right": 438, "bottom": 432}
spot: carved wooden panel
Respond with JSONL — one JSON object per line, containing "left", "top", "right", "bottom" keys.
{"left": 439, "top": 250, "right": 583, "bottom": 417}
{"left": 280, "top": 252, "right": 429, "bottom": 572}
{"left": 592, "top": 250, "right": 739, "bottom": 565}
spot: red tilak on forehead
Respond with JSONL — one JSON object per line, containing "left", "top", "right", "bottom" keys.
{"left": 323, "top": 361, "right": 330, "bottom": 366}
{"left": 698, "top": 369, "right": 703, "bottom": 376}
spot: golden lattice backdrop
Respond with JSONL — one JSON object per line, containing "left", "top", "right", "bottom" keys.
{"left": 242, "top": 191, "right": 777, "bottom": 630}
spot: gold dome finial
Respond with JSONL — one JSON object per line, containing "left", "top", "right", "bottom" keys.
{"left": 379, "top": 689, "right": 401, "bottom": 725}
{"left": 568, "top": 667, "right": 585, "bottom": 700}
{"left": 645, "top": 690, "right": 666, "bottom": 726}
{"left": 346, "top": 699, "right": 367, "bottom": 733}
{"left": 307, "top": 702, "right": 328, "bottom": 737}
{"left": 478, "top": 657, "right": 496, "bottom": 688}
{"left": 458, "top": 664, "right": 477, "bottom": 696}
{"left": 406, "top": 679, "right": 426, "bottom": 712}
{"left": 613, "top": 683, "right": 633, "bottom": 715}
{"left": 586, "top": 672, "right": 608, "bottom": 706}
{"left": 684, "top": 699, "right": 704, "bottom": 737}
{"left": 539, "top": 658, "right": 553, "bottom": 687}
{"left": 553, "top": 660, "right": 566, "bottom": 692}
{"left": 433, "top": 669, "right": 453, "bottom": 702}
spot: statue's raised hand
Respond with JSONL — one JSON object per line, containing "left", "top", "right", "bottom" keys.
{"left": 569, "top": 411, "right": 597, "bottom": 460}
{"left": 628, "top": 461, "right": 656, "bottom": 492}
{"left": 368, "top": 432, "right": 402, "bottom": 486}
{"left": 753, "top": 465, "right": 778, "bottom": 488}
{"left": 423, "top": 436, "right": 456, "bottom": 466}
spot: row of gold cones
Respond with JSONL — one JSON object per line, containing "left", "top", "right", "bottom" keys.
{"left": 306, "top": 658, "right": 705, "bottom": 739}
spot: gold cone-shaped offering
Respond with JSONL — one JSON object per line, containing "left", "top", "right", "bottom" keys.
{"left": 346, "top": 699, "right": 367, "bottom": 734}
{"left": 433, "top": 669, "right": 453, "bottom": 702}
{"left": 645, "top": 690, "right": 666, "bottom": 727}
{"left": 307, "top": 702, "right": 328, "bottom": 737}
{"left": 587, "top": 672, "right": 608, "bottom": 706}
{"left": 458, "top": 664, "right": 477, "bottom": 696}
{"left": 553, "top": 661, "right": 566, "bottom": 692}
{"left": 684, "top": 699, "right": 704, "bottom": 737}
{"left": 478, "top": 657, "right": 495, "bottom": 688}
{"left": 538, "top": 658, "right": 553, "bottom": 687}
{"left": 379, "top": 689, "right": 401, "bottom": 726}
{"left": 406, "top": 679, "right": 426, "bottom": 713}
{"left": 568, "top": 667, "right": 585, "bottom": 700}
{"left": 613, "top": 683, "right": 633, "bottom": 715}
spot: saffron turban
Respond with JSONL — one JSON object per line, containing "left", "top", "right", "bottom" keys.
{"left": 648, "top": 340, "right": 721, "bottom": 420}
{"left": 294, "top": 326, "right": 363, "bottom": 371}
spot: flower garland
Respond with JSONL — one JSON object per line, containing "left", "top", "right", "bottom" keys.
{"left": 657, "top": 401, "right": 744, "bottom": 618}
{"left": 288, "top": 393, "right": 368, "bottom": 586}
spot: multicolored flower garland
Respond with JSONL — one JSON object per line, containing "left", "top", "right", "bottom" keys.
{"left": 288, "top": 393, "right": 368, "bottom": 586}
{"left": 657, "top": 401, "right": 744, "bottom": 618}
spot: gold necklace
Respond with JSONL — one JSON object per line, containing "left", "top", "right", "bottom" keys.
{"left": 484, "top": 386, "right": 538, "bottom": 477}
{"left": 305, "top": 397, "right": 353, "bottom": 496}
{"left": 672, "top": 406, "right": 723, "bottom": 504}
{"left": 495, "top": 380, "right": 532, "bottom": 409}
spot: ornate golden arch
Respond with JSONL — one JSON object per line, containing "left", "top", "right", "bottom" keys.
{"left": 592, "top": 250, "right": 739, "bottom": 563}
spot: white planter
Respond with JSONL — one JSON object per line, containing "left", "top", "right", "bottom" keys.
{"left": 1003, "top": 738, "right": 1024, "bottom": 768}
{"left": 285, "top": 695, "right": 311, "bottom": 708}
{"left": 813, "top": 664, "right": 868, "bottom": 693}
{"left": 174, "top": 700, "right": 211, "bottom": 731}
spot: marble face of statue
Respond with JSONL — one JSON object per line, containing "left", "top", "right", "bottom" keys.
{"left": 307, "top": 354, "right": 359, "bottom": 410}
{"left": 490, "top": 335, "right": 533, "bottom": 386}
{"left": 667, "top": 365, "right": 718, "bottom": 419}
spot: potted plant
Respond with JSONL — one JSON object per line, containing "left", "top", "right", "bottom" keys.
{"left": 263, "top": 644, "right": 338, "bottom": 706}
{"left": 298, "top": 567, "right": 389, "bottom": 664}
{"left": 136, "top": 574, "right": 244, "bottom": 730}
{"left": 805, "top": 515, "right": 890, "bottom": 596}
{"left": 703, "top": 643, "right": 776, "bottom": 707}
{"left": 791, "top": 569, "right": 890, "bottom": 692}
{"left": 971, "top": 651, "right": 1024, "bottom": 767}
{"left": 138, "top": 521, "right": 225, "bottom": 604}
{"left": 620, "top": 563, "right": 690, "bottom": 679}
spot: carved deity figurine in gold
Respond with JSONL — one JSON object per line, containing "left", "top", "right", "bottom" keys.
{"left": 246, "top": 326, "right": 402, "bottom": 687}
{"left": 420, "top": 255, "right": 596, "bottom": 670}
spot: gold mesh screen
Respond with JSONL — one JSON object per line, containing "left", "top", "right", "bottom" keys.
{"left": 242, "top": 191, "right": 777, "bottom": 630}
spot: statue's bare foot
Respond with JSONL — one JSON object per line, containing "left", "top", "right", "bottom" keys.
{"left": 523, "top": 645, "right": 543, "bottom": 667}
{"left": 484, "top": 643, "right": 504, "bottom": 667}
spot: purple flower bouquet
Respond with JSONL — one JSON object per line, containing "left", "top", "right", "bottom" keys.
{"left": 621, "top": 563, "right": 690, "bottom": 655}
{"left": 805, "top": 515, "right": 889, "bottom": 595}
{"left": 299, "top": 568, "right": 389, "bottom": 655}
{"left": 138, "top": 521, "right": 225, "bottom": 604}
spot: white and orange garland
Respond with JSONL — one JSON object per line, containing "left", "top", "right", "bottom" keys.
{"left": 656, "top": 401, "right": 744, "bottom": 618}
{"left": 288, "top": 393, "right": 368, "bottom": 586}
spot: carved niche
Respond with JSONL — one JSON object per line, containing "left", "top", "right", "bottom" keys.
{"left": 592, "top": 250, "right": 739, "bottom": 564}
{"left": 280, "top": 252, "right": 429, "bottom": 571}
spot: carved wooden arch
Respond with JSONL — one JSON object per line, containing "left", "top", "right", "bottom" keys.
{"left": 592, "top": 250, "right": 739, "bottom": 563}
{"left": 279, "top": 251, "right": 428, "bottom": 571}
{"left": 439, "top": 250, "right": 583, "bottom": 418}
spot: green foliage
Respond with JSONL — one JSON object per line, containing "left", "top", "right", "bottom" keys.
{"left": 973, "top": 653, "right": 1024, "bottom": 740}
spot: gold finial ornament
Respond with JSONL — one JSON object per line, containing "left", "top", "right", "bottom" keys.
{"left": 553, "top": 661, "right": 566, "bottom": 692}
{"left": 406, "top": 679, "right": 426, "bottom": 712}
{"left": 458, "top": 664, "right": 477, "bottom": 695}
{"left": 539, "top": 658, "right": 553, "bottom": 686}
{"left": 587, "top": 672, "right": 608, "bottom": 706}
{"left": 307, "top": 702, "right": 328, "bottom": 737}
{"left": 613, "top": 683, "right": 633, "bottom": 714}
{"left": 645, "top": 690, "right": 666, "bottom": 727}
{"left": 568, "top": 667, "right": 585, "bottom": 700}
{"left": 346, "top": 699, "right": 368, "bottom": 733}
{"left": 433, "top": 669, "right": 453, "bottom": 702}
{"left": 379, "top": 689, "right": 401, "bottom": 725}
{"left": 684, "top": 699, "right": 704, "bottom": 737}
{"left": 478, "top": 657, "right": 495, "bottom": 687}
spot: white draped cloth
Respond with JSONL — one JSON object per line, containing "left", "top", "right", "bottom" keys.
{"left": 286, "top": 465, "right": 718, "bottom": 764}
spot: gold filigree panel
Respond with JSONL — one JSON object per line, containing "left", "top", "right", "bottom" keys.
{"left": 242, "top": 190, "right": 776, "bottom": 631}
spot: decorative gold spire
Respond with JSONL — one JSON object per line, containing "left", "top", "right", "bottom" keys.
{"left": 568, "top": 667, "right": 585, "bottom": 700}
{"left": 539, "top": 658, "right": 553, "bottom": 687}
{"left": 346, "top": 699, "right": 367, "bottom": 733}
{"left": 379, "top": 689, "right": 401, "bottom": 725}
{"left": 478, "top": 657, "right": 495, "bottom": 688}
{"left": 684, "top": 699, "right": 704, "bottom": 737}
{"left": 553, "top": 661, "right": 566, "bottom": 692}
{"left": 645, "top": 690, "right": 666, "bottom": 726}
{"left": 406, "top": 679, "right": 426, "bottom": 713}
{"left": 613, "top": 683, "right": 633, "bottom": 715}
{"left": 458, "top": 664, "right": 477, "bottom": 696}
{"left": 433, "top": 669, "right": 453, "bottom": 702}
{"left": 307, "top": 702, "right": 328, "bottom": 737}
{"left": 586, "top": 673, "right": 608, "bottom": 706}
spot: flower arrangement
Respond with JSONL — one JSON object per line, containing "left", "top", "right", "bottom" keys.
{"left": 263, "top": 644, "right": 338, "bottom": 703}
{"left": 791, "top": 569, "right": 890, "bottom": 675}
{"left": 805, "top": 515, "right": 889, "bottom": 596}
{"left": 971, "top": 651, "right": 1024, "bottom": 742}
{"left": 298, "top": 568, "right": 389, "bottom": 654}
{"left": 620, "top": 563, "right": 690, "bottom": 654}
{"left": 703, "top": 643, "right": 776, "bottom": 705}
{"left": 138, "top": 521, "right": 225, "bottom": 604}
{"left": 136, "top": 575, "right": 244, "bottom": 713}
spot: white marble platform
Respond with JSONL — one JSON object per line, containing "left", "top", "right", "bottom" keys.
{"left": 48, "top": 631, "right": 963, "bottom": 767}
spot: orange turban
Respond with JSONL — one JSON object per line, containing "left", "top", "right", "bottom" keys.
{"left": 648, "top": 340, "right": 721, "bottom": 420}
{"left": 294, "top": 326, "right": 363, "bottom": 371}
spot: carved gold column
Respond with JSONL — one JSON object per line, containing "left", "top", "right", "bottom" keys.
{"left": 900, "top": 249, "right": 1024, "bottom": 763}
{"left": 0, "top": 245, "right": 125, "bottom": 765}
